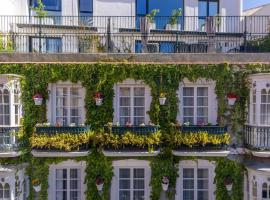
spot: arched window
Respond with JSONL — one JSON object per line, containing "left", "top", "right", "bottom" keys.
{"left": 260, "top": 89, "right": 270, "bottom": 125}
{"left": 262, "top": 182, "right": 268, "bottom": 199}
{"left": 0, "top": 183, "right": 11, "bottom": 200}
{"left": 253, "top": 181, "right": 257, "bottom": 200}
{"left": 0, "top": 89, "right": 10, "bottom": 126}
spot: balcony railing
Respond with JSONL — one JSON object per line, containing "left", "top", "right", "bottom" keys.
{"left": 105, "top": 125, "right": 160, "bottom": 135}
{"left": 0, "top": 127, "right": 19, "bottom": 151}
{"left": 0, "top": 16, "right": 269, "bottom": 53}
{"left": 35, "top": 125, "right": 91, "bottom": 135}
{"left": 180, "top": 125, "right": 227, "bottom": 134}
{"left": 245, "top": 125, "right": 270, "bottom": 150}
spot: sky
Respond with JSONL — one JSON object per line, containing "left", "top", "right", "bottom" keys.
{"left": 244, "top": 0, "right": 270, "bottom": 10}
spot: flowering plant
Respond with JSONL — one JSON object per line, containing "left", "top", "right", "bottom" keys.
{"left": 33, "top": 93, "right": 43, "bottom": 99}
{"left": 227, "top": 92, "right": 238, "bottom": 99}
{"left": 95, "top": 176, "right": 104, "bottom": 185}
{"left": 94, "top": 92, "right": 103, "bottom": 99}
{"left": 224, "top": 177, "right": 233, "bottom": 185}
{"left": 159, "top": 92, "right": 166, "bottom": 98}
{"left": 32, "top": 179, "right": 40, "bottom": 186}
{"left": 162, "top": 176, "right": 169, "bottom": 184}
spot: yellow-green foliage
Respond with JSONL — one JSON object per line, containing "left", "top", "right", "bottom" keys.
{"left": 172, "top": 132, "right": 230, "bottom": 147}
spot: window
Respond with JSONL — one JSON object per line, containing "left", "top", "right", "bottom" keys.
{"left": 136, "top": 0, "right": 184, "bottom": 29}
{"left": 252, "top": 181, "right": 257, "bottom": 200}
{"left": 115, "top": 80, "right": 151, "bottom": 126}
{"left": 54, "top": 168, "right": 81, "bottom": 200}
{"left": 0, "top": 183, "right": 10, "bottom": 200}
{"left": 260, "top": 89, "right": 270, "bottom": 125}
{"left": 111, "top": 160, "right": 151, "bottom": 200}
{"left": 48, "top": 82, "right": 85, "bottom": 126}
{"left": 179, "top": 80, "right": 217, "bottom": 125}
{"left": 198, "top": 0, "right": 219, "bottom": 30}
{"left": 79, "top": 0, "right": 93, "bottom": 25}
{"left": 119, "top": 168, "right": 145, "bottom": 200}
{"left": 183, "top": 168, "right": 209, "bottom": 200}
{"left": 32, "top": 0, "right": 61, "bottom": 11}
{"left": 177, "top": 160, "right": 215, "bottom": 200}
{"left": 0, "top": 89, "right": 10, "bottom": 126}
{"left": 30, "top": 37, "right": 62, "bottom": 53}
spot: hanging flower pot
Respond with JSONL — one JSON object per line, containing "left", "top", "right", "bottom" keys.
{"left": 224, "top": 177, "right": 233, "bottom": 192}
{"left": 227, "top": 92, "right": 238, "bottom": 106}
{"left": 33, "top": 93, "right": 43, "bottom": 106}
{"left": 94, "top": 92, "right": 103, "bottom": 106}
{"left": 32, "top": 179, "right": 41, "bottom": 192}
{"left": 159, "top": 93, "right": 166, "bottom": 105}
{"left": 161, "top": 176, "right": 169, "bottom": 191}
{"left": 95, "top": 176, "right": 104, "bottom": 191}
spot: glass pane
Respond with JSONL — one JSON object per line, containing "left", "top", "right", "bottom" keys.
{"left": 197, "top": 97, "right": 208, "bottom": 106}
{"left": 199, "top": 1, "right": 207, "bottom": 17}
{"left": 197, "top": 87, "right": 208, "bottom": 96}
{"left": 120, "top": 108, "right": 131, "bottom": 116}
{"left": 184, "top": 108, "right": 194, "bottom": 116}
{"left": 120, "top": 169, "right": 130, "bottom": 178}
{"left": 70, "top": 98, "right": 79, "bottom": 107}
{"left": 183, "top": 180, "right": 194, "bottom": 189}
{"left": 134, "top": 117, "right": 145, "bottom": 126}
{"left": 133, "top": 180, "right": 144, "bottom": 189}
{"left": 70, "top": 191, "right": 79, "bottom": 200}
{"left": 136, "top": 0, "right": 146, "bottom": 15}
{"left": 209, "top": 2, "right": 218, "bottom": 16}
{"left": 56, "top": 88, "right": 68, "bottom": 96}
{"left": 197, "top": 180, "right": 208, "bottom": 189}
{"left": 134, "top": 97, "right": 144, "bottom": 106}
{"left": 183, "top": 191, "right": 194, "bottom": 200}
{"left": 56, "top": 191, "right": 67, "bottom": 200}
{"left": 183, "top": 169, "right": 194, "bottom": 178}
{"left": 134, "top": 88, "right": 145, "bottom": 96}
{"left": 198, "top": 169, "right": 208, "bottom": 178}
{"left": 134, "top": 107, "right": 144, "bottom": 116}
{"left": 183, "top": 88, "right": 194, "bottom": 96}
{"left": 70, "top": 169, "right": 79, "bottom": 179}
{"left": 34, "top": 0, "right": 61, "bottom": 11}
{"left": 120, "top": 180, "right": 130, "bottom": 189}
{"left": 197, "top": 108, "right": 208, "bottom": 116}
{"left": 119, "top": 191, "right": 130, "bottom": 200}
{"left": 70, "top": 180, "right": 80, "bottom": 190}
{"left": 134, "top": 169, "right": 144, "bottom": 178}
{"left": 120, "top": 117, "right": 131, "bottom": 125}
{"left": 80, "top": 0, "right": 93, "bottom": 12}
{"left": 56, "top": 180, "right": 67, "bottom": 190}
{"left": 70, "top": 88, "right": 79, "bottom": 96}
{"left": 120, "top": 97, "right": 131, "bottom": 106}
{"left": 198, "top": 191, "right": 208, "bottom": 200}
{"left": 133, "top": 190, "right": 144, "bottom": 200}
{"left": 120, "top": 88, "right": 130, "bottom": 96}
{"left": 183, "top": 97, "right": 194, "bottom": 106}
{"left": 56, "top": 169, "right": 67, "bottom": 179}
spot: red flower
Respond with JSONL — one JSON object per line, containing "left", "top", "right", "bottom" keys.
{"left": 33, "top": 93, "right": 43, "bottom": 99}
{"left": 95, "top": 176, "right": 104, "bottom": 185}
{"left": 227, "top": 92, "right": 238, "bottom": 99}
{"left": 94, "top": 92, "right": 103, "bottom": 99}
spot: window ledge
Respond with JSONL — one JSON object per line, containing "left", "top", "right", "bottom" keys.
{"left": 0, "top": 151, "right": 21, "bottom": 158}
{"left": 31, "top": 150, "right": 89, "bottom": 157}
{"left": 172, "top": 150, "right": 230, "bottom": 157}
{"left": 103, "top": 150, "right": 159, "bottom": 157}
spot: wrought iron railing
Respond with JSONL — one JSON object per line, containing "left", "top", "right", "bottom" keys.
{"left": 0, "top": 16, "right": 269, "bottom": 53}
{"left": 180, "top": 125, "right": 228, "bottom": 134}
{"left": 0, "top": 127, "right": 19, "bottom": 151}
{"left": 245, "top": 125, "right": 270, "bottom": 150}
{"left": 35, "top": 125, "right": 91, "bottom": 135}
{"left": 105, "top": 125, "right": 159, "bottom": 135}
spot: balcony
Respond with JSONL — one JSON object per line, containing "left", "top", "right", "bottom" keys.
{"left": 245, "top": 125, "right": 270, "bottom": 150}
{"left": 105, "top": 125, "right": 160, "bottom": 135}
{"left": 0, "top": 127, "right": 19, "bottom": 152}
{"left": 0, "top": 16, "right": 269, "bottom": 53}
{"left": 35, "top": 125, "right": 91, "bottom": 135}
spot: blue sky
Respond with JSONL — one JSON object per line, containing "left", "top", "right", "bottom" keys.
{"left": 244, "top": 0, "right": 270, "bottom": 10}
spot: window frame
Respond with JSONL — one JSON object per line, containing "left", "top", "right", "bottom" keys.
{"left": 31, "top": 0, "right": 62, "bottom": 12}
{"left": 49, "top": 160, "right": 86, "bottom": 200}
{"left": 111, "top": 159, "right": 151, "bottom": 200}
{"left": 176, "top": 160, "right": 215, "bottom": 200}
{"left": 198, "top": 0, "right": 219, "bottom": 17}
{"left": 178, "top": 79, "right": 217, "bottom": 125}
{"left": 47, "top": 81, "right": 86, "bottom": 126}
{"left": 114, "top": 79, "right": 151, "bottom": 126}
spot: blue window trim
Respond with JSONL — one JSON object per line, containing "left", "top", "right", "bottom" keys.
{"left": 198, "top": 0, "right": 219, "bottom": 17}
{"left": 31, "top": 0, "right": 62, "bottom": 12}
{"left": 79, "top": 0, "right": 93, "bottom": 15}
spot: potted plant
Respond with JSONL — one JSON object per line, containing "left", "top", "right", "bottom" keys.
{"left": 159, "top": 92, "right": 166, "bottom": 105}
{"left": 94, "top": 92, "right": 103, "bottom": 106}
{"left": 32, "top": 179, "right": 41, "bottom": 192}
{"left": 146, "top": 9, "right": 159, "bottom": 30}
{"left": 31, "top": 0, "right": 54, "bottom": 25}
{"left": 224, "top": 177, "right": 233, "bottom": 192}
{"left": 161, "top": 176, "right": 169, "bottom": 191}
{"left": 167, "top": 8, "right": 182, "bottom": 30}
{"left": 33, "top": 93, "right": 43, "bottom": 106}
{"left": 95, "top": 176, "right": 104, "bottom": 191}
{"left": 227, "top": 92, "right": 238, "bottom": 106}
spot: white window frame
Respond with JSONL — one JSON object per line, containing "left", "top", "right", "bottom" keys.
{"left": 0, "top": 75, "right": 22, "bottom": 127}
{"left": 47, "top": 81, "right": 86, "bottom": 126}
{"left": 178, "top": 78, "right": 217, "bottom": 125}
{"left": 249, "top": 74, "right": 270, "bottom": 126}
{"left": 111, "top": 159, "right": 151, "bottom": 200}
{"left": 176, "top": 160, "right": 216, "bottom": 200}
{"left": 113, "top": 79, "right": 152, "bottom": 125}
{"left": 49, "top": 160, "right": 86, "bottom": 200}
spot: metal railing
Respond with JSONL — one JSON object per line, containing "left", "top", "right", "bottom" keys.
{"left": 245, "top": 125, "right": 270, "bottom": 150}
{"left": 0, "top": 127, "right": 19, "bottom": 151}
{"left": 180, "top": 125, "right": 227, "bottom": 134}
{"left": 0, "top": 16, "right": 269, "bottom": 53}
{"left": 105, "top": 125, "right": 160, "bottom": 135}
{"left": 35, "top": 125, "right": 91, "bottom": 135}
